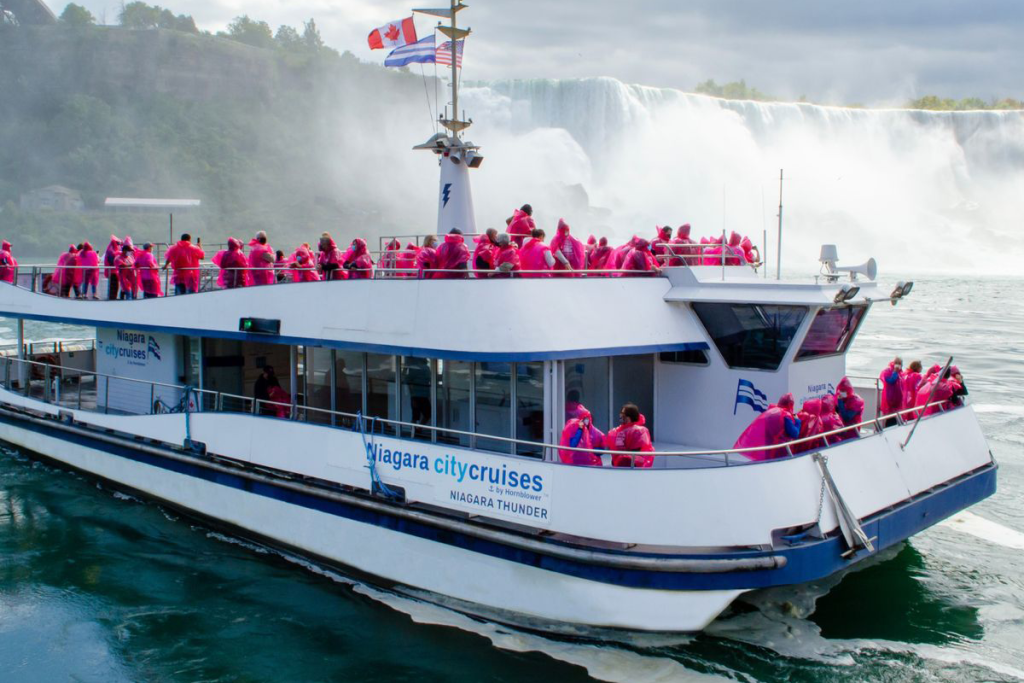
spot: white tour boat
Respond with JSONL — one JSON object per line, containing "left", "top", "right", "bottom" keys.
{"left": 0, "top": 2, "right": 996, "bottom": 634}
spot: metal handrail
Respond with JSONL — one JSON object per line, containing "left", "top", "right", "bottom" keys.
{"left": 0, "top": 355, "right": 959, "bottom": 466}
{"left": 901, "top": 356, "right": 954, "bottom": 450}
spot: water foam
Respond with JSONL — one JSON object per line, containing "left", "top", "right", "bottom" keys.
{"left": 939, "top": 512, "right": 1024, "bottom": 551}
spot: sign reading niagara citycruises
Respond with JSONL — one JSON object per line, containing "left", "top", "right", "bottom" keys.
{"left": 365, "top": 441, "right": 552, "bottom": 525}
{"left": 104, "top": 330, "right": 162, "bottom": 368}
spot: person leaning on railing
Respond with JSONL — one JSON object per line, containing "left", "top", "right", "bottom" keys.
{"left": 163, "top": 233, "right": 205, "bottom": 295}
{"left": 606, "top": 403, "right": 655, "bottom": 468}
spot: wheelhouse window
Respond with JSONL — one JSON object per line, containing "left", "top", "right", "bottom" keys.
{"left": 658, "top": 349, "right": 709, "bottom": 365}
{"left": 796, "top": 306, "right": 867, "bottom": 361}
{"left": 692, "top": 303, "right": 807, "bottom": 371}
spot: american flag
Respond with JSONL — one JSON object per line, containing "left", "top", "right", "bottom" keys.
{"left": 436, "top": 40, "right": 464, "bottom": 67}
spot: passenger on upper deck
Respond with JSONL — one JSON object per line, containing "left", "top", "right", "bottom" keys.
{"left": 585, "top": 235, "right": 597, "bottom": 264}
{"left": 417, "top": 235, "right": 439, "bottom": 279}
{"left": 380, "top": 239, "right": 401, "bottom": 275}
{"left": 343, "top": 238, "right": 374, "bottom": 279}
{"left": 819, "top": 395, "right": 845, "bottom": 444}
{"left": 472, "top": 228, "right": 499, "bottom": 275}
{"left": 651, "top": 225, "right": 674, "bottom": 263}
{"left": 396, "top": 242, "right": 419, "bottom": 278}
{"left": 114, "top": 243, "right": 137, "bottom": 300}
{"left": 519, "top": 228, "right": 555, "bottom": 277}
{"left": 216, "top": 238, "right": 249, "bottom": 289}
{"left": 588, "top": 237, "right": 612, "bottom": 271}
{"left": 917, "top": 367, "right": 960, "bottom": 416}
{"left": 741, "top": 236, "right": 759, "bottom": 265}
{"left": 834, "top": 377, "right": 864, "bottom": 440}
{"left": 793, "top": 399, "right": 827, "bottom": 453}
{"left": 164, "top": 233, "right": 205, "bottom": 295}
{"left": 880, "top": 357, "right": 905, "bottom": 426}
{"left": 318, "top": 233, "right": 345, "bottom": 281}
{"left": 604, "top": 237, "right": 636, "bottom": 273}
{"left": 559, "top": 404, "right": 605, "bottom": 467}
{"left": 622, "top": 239, "right": 661, "bottom": 276}
{"left": 491, "top": 233, "right": 520, "bottom": 277}
{"left": 668, "top": 224, "right": 697, "bottom": 266}
{"left": 433, "top": 229, "right": 470, "bottom": 279}
{"left": 104, "top": 236, "right": 121, "bottom": 300}
{"left": 248, "top": 232, "right": 275, "bottom": 286}
{"left": 291, "top": 244, "right": 321, "bottom": 283}
{"left": 135, "top": 243, "right": 163, "bottom": 299}
{"left": 0, "top": 240, "right": 17, "bottom": 285}
{"left": 950, "top": 366, "right": 969, "bottom": 407}
{"left": 507, "top": 204, "right": 536, "bottom": 248}
{"left": 549, "top": 219, "right": 585, "bottom": 275}
{"left": 733, "top": 393, "right": 801, "bottom": 461}
{"left": 54, "top": 245, "right": 81, "bottom": 298}
{"left": 78, "top": 242, "right": 99, "bottom": 299}
{"left": 607, "top": 403, "right": 655, "bottom": 468}
{"left": 902, "top": 360, "right": 924, "bottom": 410}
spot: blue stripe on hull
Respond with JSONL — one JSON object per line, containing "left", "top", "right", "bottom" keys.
{"left": 0, "top": 410, "right": 996, "bottom": 591}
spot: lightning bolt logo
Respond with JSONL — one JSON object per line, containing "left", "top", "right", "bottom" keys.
{"left": 442, "top": 183, "right": 453, "bottom": 208}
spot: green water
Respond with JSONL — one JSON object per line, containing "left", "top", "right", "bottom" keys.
{"left": 1, "top": 277, "right": 1022, "bottom": 682}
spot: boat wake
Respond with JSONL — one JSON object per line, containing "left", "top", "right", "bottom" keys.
{"left": 939, "top": 511, "right": 1024, "bottom": 551}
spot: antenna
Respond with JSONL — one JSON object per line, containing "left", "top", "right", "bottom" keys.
{"left": 776, "top": 169, "right": 784, "bottom": 281}
{"left": 417, "top": 1, "right": 471, "bottom": 138}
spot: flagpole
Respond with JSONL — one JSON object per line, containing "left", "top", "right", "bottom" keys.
{"left": 449, "top": 0, "right": 458, "bottom": 137}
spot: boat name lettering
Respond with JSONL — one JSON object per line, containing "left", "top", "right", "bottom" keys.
{"left": 365, "top": 444, "right": 544, "bottom": 492}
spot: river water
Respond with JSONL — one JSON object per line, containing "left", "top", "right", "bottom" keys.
{"left": 1, "top": 275, "right": 1022, "bottom": 682}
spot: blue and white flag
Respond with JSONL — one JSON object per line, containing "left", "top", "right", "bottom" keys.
{"left": 734, "top": 378, "right": 769, "bottom": 414}
{"left": 384, "top": 35, "right": 436, "bottom": 67}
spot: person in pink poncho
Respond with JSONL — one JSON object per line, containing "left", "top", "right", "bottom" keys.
{"left": 834, "top": 377, "right": 865, "bottom": 440}
{"left": 290, "top": 244, "right": 321, "bottom": 283}
{"left": 667, "top": 224, "right": 698, "bottom": 266}
{"left": 55, "top": 245, "right": 79, "bottom": 298}
{"left": 518, "top": 228, "right": 555, "bottom": 278}
{"left": 585, "top": 235, "right": 597, "bottom": 265}
{"left": 879, "top": 357, "right": 905, "bottom": 426}
{"left": 733, "top": 393, "right": 801, "bottom": 461}
{"left": 342, "top": 238, "right": 374, "bottom": 279}
{"left": 247, "top": 231, "right": 275, "bottom": 286}
{"left": 433, "top": 229, "right": 470, "bottom": 279}
{"left": 588, "top": 237, "right": 613, "bottom": 272}
{"left": 380, "top": 239, "right": 401, "bottom": 276}
{"left": 77, "top": 242, "right": 99, "bottom": 299}
{"left": 0, "top": 240, "right": 17, "bottom": 285}
{"left": 792, "top": 398, "right": 827, "bottom": 453}
{"left": 417, "top": 235, "right": 439, "bottom": 279}
{"left": 215, "top": 238, "right": 249, "bottom": 289}
{"left": 916, "top": 367, "right": 958, "bottom": 416}
{"left": 164, "top": 233, "right": 205, "bottom": 295}
{"left": 133, "top": 243, "right": 163, "bottom": 298}
{"left": 549, "top": 219, "right": 586, "bottom": 275}
{"left": 507, "top": 204, "right": 536, "bottom": 248}
{"left": 622, "top": 238, "right": 661, "bottom": 276}
{"left": 317, "top": 233, "right": 345, "bottom": 281}
{"left": 396, "top": 242, "right": 419, "bottom": 278}
{"left": 490, "top": 233, "right": 520, "bottom": 277}
{"left": 114, "top": 243, "right": 138, "bottom": 300}
{"left": 741, "top": 236, "right": 760, "bottom": 265}
{"left": 559, "top": 404, "right": 605, "bottom": 467}
{"left": 902, "top": 360, "right": 924, "bottom": 412}
{"left": 606, "top": 403, "right": 655, "bottom": 468}
{"left": 102, "top": 236, "right": 121, "bottom": 300}
{"left": 819, "top": 395, "right": 845, "bottom": 445}
{"left": 472, "top": 228, "right": 499, "bottom": 276}
{"left": 651, "top": 225, "right": 674, "bottom": 263}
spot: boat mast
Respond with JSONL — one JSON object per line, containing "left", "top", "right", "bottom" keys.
{"left": 413, "top": 1, "right": 481, "bottom": 236}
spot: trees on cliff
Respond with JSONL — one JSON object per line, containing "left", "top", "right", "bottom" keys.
{"left": 59, "top": 4, "right": 94, "bottom": 27}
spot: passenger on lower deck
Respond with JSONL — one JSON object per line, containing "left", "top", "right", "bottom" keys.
{"left": 835, "top": 377, "right": 864, "bottom": 440}
{"left": 254, "top": 365, "right": 281, "bottom": 416}
{"left": 559, "top": 404, "right": 605, "bottom": 467}
{"left": 733, "top": 393, "right": 800, "bottom": 461}
{"left": 607, "top": 403, "right": 655, "bottom": 468}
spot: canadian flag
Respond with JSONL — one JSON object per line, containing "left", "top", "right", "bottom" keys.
{"left": 367, "top": 16, "right": 418, "bottom": 50}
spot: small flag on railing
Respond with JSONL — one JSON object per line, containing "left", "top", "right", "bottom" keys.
{"left": 368, "top": 16, "right": 418, "bottom": 50}
{"left": 384, "top": 35, "right": 437, "bottom": 67}
{"left": 436, "top": 39, "right": 464, "bottom": 67}
{"left": 734, "top": 378, "right": 769, "bottom": 415}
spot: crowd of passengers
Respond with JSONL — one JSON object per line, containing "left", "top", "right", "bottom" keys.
{"left": 27, "top": 204, "right": 764, "bottom": 299}
{"left": 731, "top": 361, "right": 969, "bottom": 462}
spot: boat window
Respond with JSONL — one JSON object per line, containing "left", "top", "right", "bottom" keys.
{"left": 475, "top": 362, "right": 512, "bottom": 453}
{"left": 565, "top": 357, "right": 610, "bottom": 432}
{"left": 692, "top": 303, "right": 807, "bottom": 371}
{"left": 400, "top": 356, "right": 433, "bottom": 439}
{"left": 658, "top": 349, "right": 709, "bottom": 365}
{"left": 366, "top": 353, "right": 398, "bottom": 434}
{"left": 438, "top": 360, "right": 472, "bottom": 447}
{"left": 305, "top": 347, "right": 333, "bottom": 425}
{"left": 334, "top": 351, "right": 363, "bottom": 428}
{"left": 796, "top": 306, "right": 868, "bottom": 361}
{"left": 515, "top": 362, "right": 545, "bottom": 458}
{"left": 612, "top": 355, "right": 655, "bottom": 437}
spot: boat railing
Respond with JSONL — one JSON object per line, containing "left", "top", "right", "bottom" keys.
{"left": 0, "top": 338, "right": 96, "bottom": 357}
{"left": 0, "top": 355, "right": 960, "bottom": 471}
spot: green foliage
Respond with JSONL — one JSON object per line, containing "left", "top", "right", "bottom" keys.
{"left": 59, "top": 3, "right": 95, "bottom": 27}
{"left": 907, "top": 95, "right": 1023, "bottom": 111}
{"left": 303, "top": 19, "right": 324, "bottom": 51}
{"left": 694, "top": 79, "right": 775, "bottom": 102}
{"left": 119, "top": 2, "right": 196, "bottom": 33}
{"left": 226, "top": 15, "right": 275, "bottom": 50}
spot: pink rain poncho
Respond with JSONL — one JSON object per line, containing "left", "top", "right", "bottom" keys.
{"left": 702, "top": 232, "right": 745, "bottom": 266}
{"left": 607, "top": 413, "right": 655, "bottom": 468}
{"left": 343, "top": 238, "right": 374, "bottom": 279}
{"left": 518, "top": 236, "right": 553, "bottom": 278}
{"left": 103, "top": 236, "right": 121, "bottom": 279}
{"left": 0, "top": 241, "right": 17, "bottom": 284}
{"left": 54, "top": 245, "right": 78, "bottom": 290}
{"left": 380, "top": 239, "right": 401, "bottom": 274}
{"left": 267, "top": 385, "right": 292, "bottom": 419}
{"left": 668, "top": 224, "right": 698, "bottom": 266}
{"left": 247, "top": 239, "right": 275, "bottom": 286}
{"left": 820, "top": 395, "right": 845, "bottom": 445}
{"left": 834, "top": 377, "right": 864, "bottom": 440}
{"left": 792, "top": 398, "right": 826, "bottom": 454}
{"left": 902, "top": 369, "right": 923, "bottom": 411}
{"left": 471, "top": 234, "right": 497, "bottom": 275}
{"left": 650, "top": 226, "right": 674, "bottom": 262}
{"left": 318, "top": 238, "right": 345, "bottom": 280}
{"left": 165, "top": 239, "right": 206, "bottom": 292}
{"left": 585, "top": 235, "right": 597, "bottom": 265}
{"left": 215, "top": 238, "right": 249, "bottom": 288}
{"left": 290, "top": 245, "right": 321, "bottom": 283}
{"left": 115, "top": 250, "right": 138, "bottom": 297}
{"left": 134, "top": 248, "right": 163, "bottom": 297}
{"left": 879, "top": 361, "right": 905, "bottom": 415}
{"left": 741, "top": 236, "right": 759, "bottom": 264}
{"left": 558, "top": 405, "right": 605, "bottom": 467}
{"left": 589, "top": 238, "right": 613, "bottom": 272}
{"left": 916, "top": 374, "right": 957, "bottom": 416}
{"left": 493, "top": 242, "right": 520, "bottom": 277}
{"left": 416, "top": 244, "right": 438, "bottom": 279}
{"left": 549, "top": 219, "right": 586, "bottom": 275}
{"left": 733, "top": 393, "right": 799, "bottom": 461}
{"left": 622, "top": 239, "right": 659, "bottom": 275}
{"left": 78, "top": 242, "right": 99, "bottom": 291}
{"left": 507, "top": 209, "right": 535, "bottom": 248}
{"left": 396, "top": 243, "right": 418, "bottom": 278}
{"left": 433, "top": 233, "right": 470, "bottom": 278}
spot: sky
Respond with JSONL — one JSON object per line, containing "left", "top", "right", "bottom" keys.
{"left": 47, "top": 0, "right": 1024, "bottom": 105}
